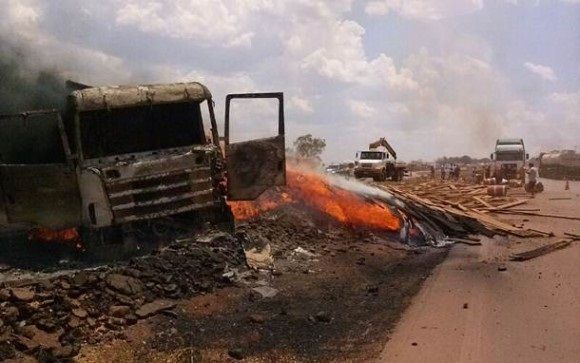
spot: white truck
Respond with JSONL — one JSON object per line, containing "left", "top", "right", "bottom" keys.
{"left": 490, "top": 138, "right": 529, "bottom": 183}
{"left": 354, "top": 138, "right": 406, "bottom": 182}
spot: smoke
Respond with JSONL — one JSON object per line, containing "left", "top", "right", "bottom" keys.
{"left": 0, "top": 41, "right": 68, "bottom": 114}
{"left": 327, "top": 174, "right": 405, "bottom": 208}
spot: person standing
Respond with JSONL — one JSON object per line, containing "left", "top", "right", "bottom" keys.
{"left": 525, "top": 162, "right": 538, "bottom": 196}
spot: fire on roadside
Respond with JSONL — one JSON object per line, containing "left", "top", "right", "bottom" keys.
{"left": 28, "top": 227, "right": 84, "bottom": 249}
{"left": 229, "top": 167, "right": 401, "bottom": 232}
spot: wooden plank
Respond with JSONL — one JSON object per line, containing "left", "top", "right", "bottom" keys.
{"left": 510, "top": 240, "right": 573, "bottom": 261}
{"left": 527, "top": 228, "right": 554, "bottom": 237}
{"left": 493, "top": 210, "right": 580, "bottom": 221}
{"left": 489, "top": 199, "right": 527, "bottom": 211}
{"left": 447, "top": 238, "right": 482, "bottom": 246}
{"left": 564, "top": 232, "right": 580, "bottom": 240}
{"left": 472, "top": 196, "right": 493, "bottom": 209}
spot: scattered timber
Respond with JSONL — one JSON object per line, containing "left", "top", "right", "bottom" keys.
{"left": 373, "top": 180, "right": 542, "bottom": 242}
{"left": 447, "top": 238, "right": 482, "bottom": 246}
{"left": 510, "top": 239, "right": 573, "bottom": 261}
{"left": 564, "top": 232, "right": 580, "bottom": 240}
{"left": 493, "top": 210, "right": 580, "bottom": 221}
{"left": 527, "top": 228, "right": 554, "bottom": 237}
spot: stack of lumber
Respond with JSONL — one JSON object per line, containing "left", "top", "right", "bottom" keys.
{"left": 372, "top": 180, "right": 543, "bottom": 243}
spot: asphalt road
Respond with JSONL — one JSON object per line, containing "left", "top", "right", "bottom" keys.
{"left": 380, "top": 178, "right": 580, "bottom": 363}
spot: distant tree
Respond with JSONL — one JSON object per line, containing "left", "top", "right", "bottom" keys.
{"left": 436, "top": 155, "right": 490, "bottom": 165}
{"left": 293, "top": 134, "right": 326, "bottom": 160}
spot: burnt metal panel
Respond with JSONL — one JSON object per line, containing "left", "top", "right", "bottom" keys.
{"left": 0, "top": 164, "right": 82, "bottom": 229}
{"left": 224, "top": 92, "right": 286, "bottom": 201}
{"left": 226, "top": 135, "right": 285, "bottom": 200}
{"left": 105, "top": 167, "right": 216, "bottom": 224}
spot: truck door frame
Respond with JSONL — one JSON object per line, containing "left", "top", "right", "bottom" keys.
{"left": 222, "top": 92, "right": 286, "bottom": 201}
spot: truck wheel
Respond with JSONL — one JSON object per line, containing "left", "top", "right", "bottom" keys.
{"left": 396, "top": 170, "right": 403, "bottom": 182}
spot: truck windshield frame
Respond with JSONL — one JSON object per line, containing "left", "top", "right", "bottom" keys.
{"left": 78, "top": 102, "right": 206, "bottom": 160}
{"left": 360, "top": 151, "right": 384, "bottom": 160}
{"left": 495, "top": 150, "right": 524, "bottom": 161}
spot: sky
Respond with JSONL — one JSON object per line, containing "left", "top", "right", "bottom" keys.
{"left": 0, "top": 0, "right": 578, "bottom": 162}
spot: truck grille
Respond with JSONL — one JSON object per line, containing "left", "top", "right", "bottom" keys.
{"left": 105, "top": 168, "right": 215, "bottom": 223}
{"left": 361, "top": 163, "right": 373, "bottom": 168}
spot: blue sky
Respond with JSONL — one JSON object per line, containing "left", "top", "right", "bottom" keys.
{"left": 1, "top": 0, "right": 578, "bottom": 162}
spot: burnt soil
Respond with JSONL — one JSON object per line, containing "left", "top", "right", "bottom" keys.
{"left": 75, "top": 208, "right": 448, "bottom": 362}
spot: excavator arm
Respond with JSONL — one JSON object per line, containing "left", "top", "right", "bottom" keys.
{"left": 369, "top": 137, "right": 397, "bottom": 160}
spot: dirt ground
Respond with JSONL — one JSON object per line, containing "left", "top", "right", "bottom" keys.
{"left": 380, "top": 178, "right": 580, "bottom": 363}
{"left": 3, "top": 177, "right": 576, "bottom": 362}
{"left": 74, "top": 215, "right": 447, "bottom": 362}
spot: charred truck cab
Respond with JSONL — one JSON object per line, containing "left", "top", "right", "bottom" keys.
{"left": 0, "top": 82, "right": 285, "bottom": 244}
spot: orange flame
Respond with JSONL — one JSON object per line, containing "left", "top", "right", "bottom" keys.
{"left": 29, "top": 227, "right": 83, "bottom": 249}
{"left": 229, "top": 167, "right": 400, "bottom": 231}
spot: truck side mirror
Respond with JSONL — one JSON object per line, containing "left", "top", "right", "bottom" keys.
{"left": 490, "top": 154, "right": 494, "bottom": 160}
{"left": 526, "top": 153, "right": 529, "bottom": 160}
{"left": 355, "top": 152, "right": 359, "bottom": 158}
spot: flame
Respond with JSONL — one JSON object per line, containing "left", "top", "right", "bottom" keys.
{"left": 229, "top": 167, "right": 400, "bottom": 231}
{"left": 29, "top": 227, "right": 83, "bottom": 249}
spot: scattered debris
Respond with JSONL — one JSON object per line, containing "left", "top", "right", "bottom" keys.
{"left": 447, "top": 238, "right": 482, "bottom": 246}
{"left": 374, "top": 180, "right": 542, "bottom": 243}
{"left": 313, "top": 311, "right": 332, "bottom": 323}
{"left": 564, "top": 232, "right": 580, "bottom": 240}
{"left": 228, "top": 347, "right": 245, "bottom": 360}
{"left": 292, "top": 247, "right": 318, "bottom": 259}
{"left": 527, "top": 228, "right": 554, "bottom": 237}
{"left": 135, "top": 300, "right": 177, "bottom": 319}
{"left": 251, "top": 286, "right": 279, "bottom": 299}
{"left": 244, "top": 244, "right": 274, "bottom": 270}
{"left": 0, "top": 233, "right": 245, "bottom": 361}
{"left": 498, "top": 265, "right": 507, "bottom": 272}
{"left": 510, "top": 239, "right": 573, "bottom": 261}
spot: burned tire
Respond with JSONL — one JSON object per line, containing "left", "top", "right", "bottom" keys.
{"left": 394, "top": 170, "right": 404, "bottom": 182}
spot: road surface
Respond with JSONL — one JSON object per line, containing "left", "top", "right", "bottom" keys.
{"left": 380, "top": 178, "right": 580, "bottom": 363}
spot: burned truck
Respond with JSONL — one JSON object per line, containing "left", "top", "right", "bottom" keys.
{"left": 0, "top": 82, "right": 285, "bottom": 244}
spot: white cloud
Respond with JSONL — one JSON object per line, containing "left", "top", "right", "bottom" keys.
{"left": 298, "top": 19, "right": 417, "bottom": 91}
{"left": 524, "top": 62, "right": 557, "bottom": 81}
{"left": 548, "top": 91, "right": 580, "bottom": 107}
{"left": 290, "top": 96, "right": 314, "bottom": 114}
{"left": 115, "top": 0, "right": 263, "bottom": 48}
{"left": 365, "top": 0, "right": 484, "bottom": 20}
{"left": 348, "top": 100, "right": 377, "bottom": 118}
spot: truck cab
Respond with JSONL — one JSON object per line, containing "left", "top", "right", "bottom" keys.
{"left": 490, "top": 138, "right": 529, "bottom": 183}
{"left": 0, "top": 82, "right": 286, "bottom": 242}
{"left": 354, "top": 137, "right": 405, "bottom": 182}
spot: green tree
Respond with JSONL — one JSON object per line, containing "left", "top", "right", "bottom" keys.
{"left": 293, "top": 134, "right": 326, "bottom": 160}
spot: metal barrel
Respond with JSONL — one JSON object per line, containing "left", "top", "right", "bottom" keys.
{"left": 487, "top": 185, "right": 508, "bottom": 197}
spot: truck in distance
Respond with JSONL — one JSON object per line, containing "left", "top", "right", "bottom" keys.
{"left": 490, "top": 138, "right": 528, "bottom": 183}
{"left": 354, "top": 138, "right": 406, "bottom": 182}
